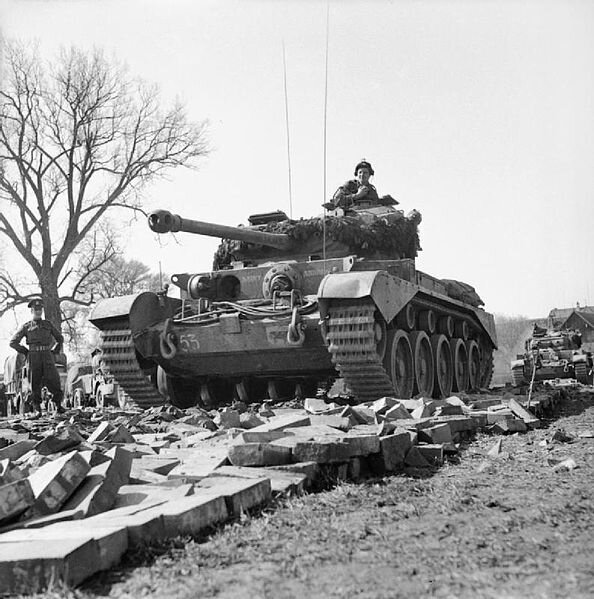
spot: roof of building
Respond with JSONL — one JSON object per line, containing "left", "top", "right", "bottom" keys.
{"left": 561, "top": 310, "right": 594, "bottom": 329}
{"left": 548, "top": 304, "right": 594, "bottom": 320}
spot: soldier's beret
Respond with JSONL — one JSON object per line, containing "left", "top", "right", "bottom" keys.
{"left": 354, "top": 160, "right": 374, "bottom": 176}
{"left": 27, "top": 298, "right": 44, "bottom": 309}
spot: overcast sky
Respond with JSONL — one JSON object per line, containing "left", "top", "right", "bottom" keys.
{"left": 1, "top": 0, "right": 593, "bottom": 359}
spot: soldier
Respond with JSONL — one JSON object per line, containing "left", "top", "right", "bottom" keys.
{"left": 9, "top": 298, "right": 65, "bottom": 416}
{"left": 324, "top": 159, "right": 398, "bottom": 211}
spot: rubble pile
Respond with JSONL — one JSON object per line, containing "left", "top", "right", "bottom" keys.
{"left": 0, "top": 388, "right": 565, "bottom": 594}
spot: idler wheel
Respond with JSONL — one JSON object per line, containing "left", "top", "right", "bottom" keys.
{"left": 466, "top": 340, "right": 481, "bottom": 390}
{"left": 396, "top": 304, "right": 416, "bottom": 332}
{"left": 383, "top": 330, "right": 415, "bottom": 398}
{"left": 431, "top": 334, "right": 453, "bottom": 398}
{"left": 410, "top": 331, "right": 434, "bottom": 397}
{"left": 450, "top": 338, "right": 469, "bottom": 392}
{"left": 418, "top": 310, "right": 436, "bottom": 335}
{"left": 157, "top": 367, "right": 199, "bottom": 409}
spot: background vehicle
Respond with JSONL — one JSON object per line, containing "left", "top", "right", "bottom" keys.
{"left": 90, "top": 206, "right": 497, "bottom": 409}
{"left": 511, "top": 328, "right": 593, "bottom": 385}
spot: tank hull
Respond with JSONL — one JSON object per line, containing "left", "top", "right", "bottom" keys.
{"left": 91, "top": 263, "right": 497, "bottom": 408}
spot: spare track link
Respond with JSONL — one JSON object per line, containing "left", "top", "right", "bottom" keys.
{"left": 326, "top": 299, "right": 395, "bottom": 401}
{"left": 99, "top": 326, "right": 166, "bottom": 409}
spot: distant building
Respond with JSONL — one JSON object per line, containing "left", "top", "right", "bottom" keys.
{"left": 560, "top": 311, "right": 594, "bottom": 353}
{"left": 548, "top": 303, "right": 594, "bottom": 329}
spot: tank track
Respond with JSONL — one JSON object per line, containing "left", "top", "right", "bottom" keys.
{"left": 511, "top": 366, "right": 525, "bottom": 387}
{"left": 326, "top": 299, "right": 395, "bottom": 401}
{"left": 98, "top": 326, "right": 166, "bottom": 409}
{"left": 574, "top": 362, "right": 590, "bottom": 385}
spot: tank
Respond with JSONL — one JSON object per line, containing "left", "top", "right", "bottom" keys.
{"left": 511, "top": 326, "right": 593, "bottom": 385}
{"left": 89, "top": 204, "right": 498, "bottom": 409}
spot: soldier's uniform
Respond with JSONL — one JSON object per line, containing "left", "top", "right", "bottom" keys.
{"left": 332, "top": 178, "right": 381, "bottom": 210}
{"left": 9, "top": 299, "right": 64, "bottom": 412}
{"left": 326, "top": 159, "right": 398, "bottom": 211}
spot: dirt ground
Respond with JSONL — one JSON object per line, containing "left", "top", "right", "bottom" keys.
{"left": 42, "top": 389, "right": 594, "bottom": 599}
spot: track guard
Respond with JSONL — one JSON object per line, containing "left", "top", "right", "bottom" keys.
{"left": 318, "top": 270, "right": 417, "bottom": 324}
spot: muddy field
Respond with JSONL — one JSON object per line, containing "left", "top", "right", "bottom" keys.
{"left": 29, "top": 387, "right": 590, "bottom": 599}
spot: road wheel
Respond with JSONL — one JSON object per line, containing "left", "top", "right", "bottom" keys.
{"left": 384, "top": 330, "right": 415, "bottom": 398}
{"left": 431, "top": 334, "right": 453, "bottom": 398}
{"left": 410, "top": 330, "right": 434, "bottom": 397}
{"left": 156, "top": 366, "right": 199, "bottom": 409}
{"left": 451, "top": 338, "right": 469, "bottom": 393}
{"left": 466, "top": 340, "right": 481, "bottom": 390}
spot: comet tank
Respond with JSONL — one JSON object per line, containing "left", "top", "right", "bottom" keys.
{"left": 89, "top": 204, "right": 497, "bottom": 408}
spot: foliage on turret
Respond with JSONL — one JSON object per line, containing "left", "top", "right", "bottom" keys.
{"left": 213, "top": 209, "right": 422, "bottom": 270}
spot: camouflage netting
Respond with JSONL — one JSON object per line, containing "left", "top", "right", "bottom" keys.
{"left": 213, "top": 212, "right": 421, "bottom": 270}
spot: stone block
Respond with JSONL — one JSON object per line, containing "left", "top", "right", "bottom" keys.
{"left": 34, "top": 427, "right": 84, "bottom": 455}
{"left": 0, "top": 537, "right": 100, "bottom": 595}
{"left": 508, "top": 398, "right": 541, "bottom": 428}
{"left": 411, "top": 404, "right": 433, "bottom": 419}
{"left": 236, "top": 430, "right": 295, "bottom": 443}
{"left": 0, "top": 458, "right": 25, "bottom": 485}
{"left": 304, "top": 398, "right": 336, "bottom": 414}
{"left": 292, "top": 439, "right": 353, "bottom": 464}
{"left": 87, "top": 421, "right": 115, "bottom": 444}
{"left": 239, "top": 412, "right": 265, "bottom": 429}
{"left": 270, "top": 461, "right": 320, "bottom": 488}
{"left": 0, "top": 523, "right": 128, "bottom": 573}
{"left": 416, "top": 444, "right": 444, "bottom": 464}
{"left": 109, "top": 424, "right": 135, "bottom": 444}
{"left": 227, "top": 442, "right": 292, "bottom": 467}
{"left": 337, "top": 433, "right": 380, "bottom": 456}
{"left": 371, "top": 396, "right": 398, "bottom": 414}
{"left": 0, "top": 440, "right": 36, "bottom": 461}
{"left": 308, "top": 415, "right": 353, "bottom": 431}
{"left": 380, "top": 429, "right": 413, "bottom": 471}
{"left": 432, "top": 415, "right": 477, "bottom": 433}
{"left": 132, "top": 456, "right": 181, "bottom": 476}
{"left": 247, "top": 413, "right": 311, "bottom": 433}
{"left": 211, "top": 465, "right": 307, "bottom": 496}
{"left": 167, "top": 452, "right": 228, "bottom": 482}
{"left": 114, "top": 483, "right": 194, "bottom": 508}
{"left": 196, "top": 476, "right": 271, "bottom": 516}
{"left": 214, "top": 408, "right": 241, "bottom": 429}
{"left": 419, "top": 423, "right": 453, "bottom": 445}
{"left": 142, "top": 494, "right": 228, "bottom": 537}
{"left": 79, "top": 449, "right": 112, "bottom": 467}
{"left": 404, "top": 445, "right": 431, "bottom": 467}
{"left": 491, "top": 418, "right": 527, "bottom": 434}
{"left": 25, "top": 451, "right": 90, "bottom": 518}
{"left": 350, "top": 406, "right": 376, "bottom": 424}
{"left": 384, "top": 403, "right": 413, "bottom": 420}
{"left": 0, "top": 479, "right": 35, "bottom": 523}
{"left": 347, "top": 457, "right": 364, "bottom": 480}
{"left": 62, "top": 447, "right": 133, "bottom": 517}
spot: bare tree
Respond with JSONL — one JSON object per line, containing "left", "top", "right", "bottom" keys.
{"left": 0, "top": 41, "right": 208, "bottom": 328}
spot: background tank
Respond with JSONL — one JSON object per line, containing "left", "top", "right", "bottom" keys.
{"left": 510, "top": 327, "right": 593, "bottom": 385}
{"left": 90, "top": 205, "right": 497, "bottom": 409}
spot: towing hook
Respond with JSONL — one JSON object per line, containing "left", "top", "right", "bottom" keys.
{"left": 287, "top": 306, "right": 306, "bottom": 346}
{"left": 160, "top": 318, "right": 178, "bottom": 360}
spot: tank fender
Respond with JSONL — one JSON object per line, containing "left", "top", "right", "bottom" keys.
{"left": 511, "top": 359, "right": 525, "bottom": 369}
{"left": 129, "top": 292, "right": 182, "bottom": 336}
{"left": 572, "top": 353, "right": 589, "bottom": 364}
{"left": 89, "top": 294, "right": 142, "bottom": 327}
{"left": 317, "top": 270, "right": 417, "bottom": 325}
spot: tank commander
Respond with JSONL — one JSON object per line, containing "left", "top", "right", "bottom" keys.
{"left": 323, "top": 159, "right": 398, "bottom": 211}
{"left": 9, "top": 297, "right": 65, "bottom": 415}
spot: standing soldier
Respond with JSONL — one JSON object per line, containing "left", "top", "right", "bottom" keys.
{"left": 9, "top": 298, "right": 65, "bottom": 416}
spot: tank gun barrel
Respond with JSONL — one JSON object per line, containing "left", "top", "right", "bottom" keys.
{"left": 148, "top": 210, "right": 292, "bottom": 250}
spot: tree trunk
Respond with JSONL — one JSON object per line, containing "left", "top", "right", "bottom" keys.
{"left": 39, "top": 268, "right": 62, "bottom": 330}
